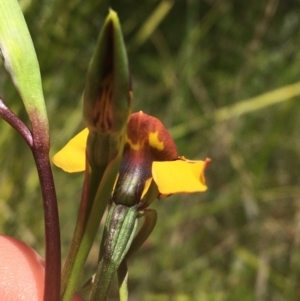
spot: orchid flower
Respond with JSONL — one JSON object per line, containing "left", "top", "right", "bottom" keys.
{"left": 53, "top": 111, "right": 210, "bottom": 206}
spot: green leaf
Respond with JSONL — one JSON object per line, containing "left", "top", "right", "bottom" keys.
{"left": 0, "top": 0, "right": 48, "bottom": 142}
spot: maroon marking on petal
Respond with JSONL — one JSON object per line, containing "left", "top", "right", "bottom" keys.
{"left": 126, "top": 111, "right": 178, "bottom": 161}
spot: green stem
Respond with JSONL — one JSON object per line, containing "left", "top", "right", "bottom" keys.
{"left": 61, "top": 144, "right": 123, "bottom": 301}
{"left": 116, "top": 209, "right": 157, "bottom": 301}
{"left": 61, "top": 162, "right": 90, "bottom": 296}
{"left": 89, "top": 204, "right": 138, "bottom": 301}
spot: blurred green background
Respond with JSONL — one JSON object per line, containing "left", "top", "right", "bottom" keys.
{"left": 1, "top": 0, "right": 300, "bottom": 300}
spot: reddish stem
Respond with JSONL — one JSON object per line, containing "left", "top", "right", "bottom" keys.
{"left": 0, "top": 97, "right": 33, "bottom": 147}
{"left": 32, "top": 149, "right": 61, "bottom": 301}
{"left": 0, "top": 97, "right": 61, "bottom": 301}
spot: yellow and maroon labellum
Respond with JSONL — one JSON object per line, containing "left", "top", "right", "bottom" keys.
{"left": 111, "top": 111, "right": 178, "bottom": 206}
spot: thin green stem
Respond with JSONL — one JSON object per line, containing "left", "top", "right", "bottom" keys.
{"left": 61, "top": 159, "right": 90, "bottom": 296}
{"left": 89, "top": 204, "right": 138, "bottom": 301}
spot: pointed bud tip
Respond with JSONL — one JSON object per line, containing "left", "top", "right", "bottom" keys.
{"left": 107, "top": 8, "right": 120, "bottom": 27}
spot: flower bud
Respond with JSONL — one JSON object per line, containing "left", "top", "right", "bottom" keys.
{"left": 83, "top": 9, "right": 131, "bottom": 136}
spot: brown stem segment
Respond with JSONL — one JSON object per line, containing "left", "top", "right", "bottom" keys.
{"left": 0, "top": 97, "right": 61, "bottom": 301}
{"left": 0, "top": 97, "right": 33, "bottom": 147}
{"left": 32, "top": 148, "right": 61, "bottom": 301}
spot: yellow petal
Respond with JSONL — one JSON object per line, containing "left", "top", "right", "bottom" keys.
{"left": 52, "top": 128, "right": 88, "bottom": 172}
{"left": 151, "top": 158, "right": 210, "bottom": 195}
